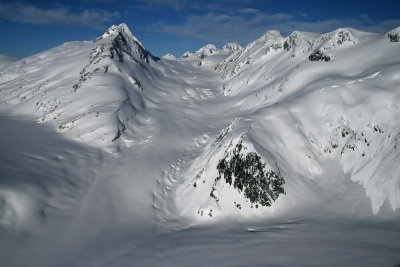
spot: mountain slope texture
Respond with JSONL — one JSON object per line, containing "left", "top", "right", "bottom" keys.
{"left": 0, "top": 24, "right": 400, "bottom": 267}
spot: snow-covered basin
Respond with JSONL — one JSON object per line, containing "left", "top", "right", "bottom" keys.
{"left": 1, "top": 110, "right": 400, "bottom": 267}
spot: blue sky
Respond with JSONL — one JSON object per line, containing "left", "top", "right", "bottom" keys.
{"left": 0, "top": 0, "right": 399, "bottom": 58}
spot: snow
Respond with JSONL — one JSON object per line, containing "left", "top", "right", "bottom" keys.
{"left": 0, "top": 23, "right": 400, "bottom": 266}
{"left": 387, "top": 26, "right": 400, "bottom": 42}
{"left": 162, "top": 53, "right": 177, "bottom": 60}
{"left": 0, "top": 54, "right": 16, "bottom": 69}
{"left": 222, "top": 42, "right": 242, "bottom": 52}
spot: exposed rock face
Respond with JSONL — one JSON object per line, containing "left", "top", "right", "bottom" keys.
{"left": 214, "top": 140, "right": 285, "bottom": 207}
{"left": 223, "top": 42, "right": 242, "bottom": 52}
{"left": 387, "top": 27, "right": 400, "bottom": 42}
{"left": 283, "top": 32, "right": 299, "bottom": 51}
{"left": 309, "top": 50, "right": 331, "bottom": 61}
{"left": 95, "top": 23, "right": 156, "bottom": 64}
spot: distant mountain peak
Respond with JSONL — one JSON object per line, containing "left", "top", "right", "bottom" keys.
{"left": 196, "top": 44, "right": 218, "bottom": 53}
{"left": 162, "top": 53, "right": 177, "bottom": 60}
{"left": 223, "top": 42, "right": 242, "bottom": 52}
{"left": 263, "top": 30, "right": 282, "bottom": 39}
{"left": 181, "top": 51, "right": 193, "bottom": 58}
{"left": 330, "top": 28, "right": 356, "bottom": 45}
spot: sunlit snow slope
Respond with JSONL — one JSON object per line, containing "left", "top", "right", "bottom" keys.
{"left": 0, "top": 24, "right": 400, "bottom": 267}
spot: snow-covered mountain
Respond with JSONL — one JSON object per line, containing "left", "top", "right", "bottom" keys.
{"left": 0, "top": 23, "right": 161, "bottom": 149}
{"left": 1, "top": 23, "right": 400, "bottom": 266}
{"left": 157, "top": 26, "right": 400, "bottom": 220}
{"left": 180, "top": 43, "right": 239, "bottom": 67}
{"left": 162, "top": 53, "right": 177, "bottom": 60}
{"left": 222, "top": 42, "right": 242, "bottom": 52}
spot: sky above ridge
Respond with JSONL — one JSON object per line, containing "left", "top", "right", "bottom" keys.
{"left": 0, "top": 0, "right": 399, "bottom": 58}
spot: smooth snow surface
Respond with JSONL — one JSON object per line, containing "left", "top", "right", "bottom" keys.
{"left": 1, "top": 24, "right": 400, "bottom": 266}
{"left": 0, "top": 54, "right": 16, "bottom": 69}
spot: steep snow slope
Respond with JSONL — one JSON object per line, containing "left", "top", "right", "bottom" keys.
{"left": 215, "top": 28, "right": 362, "bottom": 94}
{"left": 0, "top": 24, "right": 158, "bottom": 149}
{"left": 155, "top": 27, "right": 400, "bottom": 222}
{"left": 0, "top": 24, "right": 400, "bottom": 267}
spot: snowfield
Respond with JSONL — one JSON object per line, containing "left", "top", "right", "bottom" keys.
{"left": 0, "top": 23, "right": 400, "bottom": 266}
{"left": 0, "top": 54, "right": 16, "bottom": 69}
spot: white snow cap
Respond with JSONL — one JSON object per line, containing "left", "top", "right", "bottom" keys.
{"left": 98, "top": 23, "right": 143, "bottom": 46}
{"left": 162, "top": 53, "right": 177, "bottom": 60}
{"left": 181, "top": 51, "right": 193, "bottom": 58}
{"left": 196, "top": 44, "right": 218, "bottom": 53}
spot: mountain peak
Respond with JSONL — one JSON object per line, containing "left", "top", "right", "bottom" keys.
{"left": 93, "top": 23, "right": 153, "bottom": 63}
{"left": 223, "top": 42, "right": 242, "bottom": 52}
{"left": 162, "top": 53, "right": 177, "bottom": 60}
{"left": 96, "top": 23, "right": 143, "bottom": 46}
{"left": 328, "top": 28, "right": 357, "bottom": 46}
{"left": 196, "top": 44, "right": 218, "bottom": 53}
{"left": 263, "top": 30, "right": 282, "bottom": 39}
{"left": 287, "top": 30, "right": 321, "bottom": 39}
